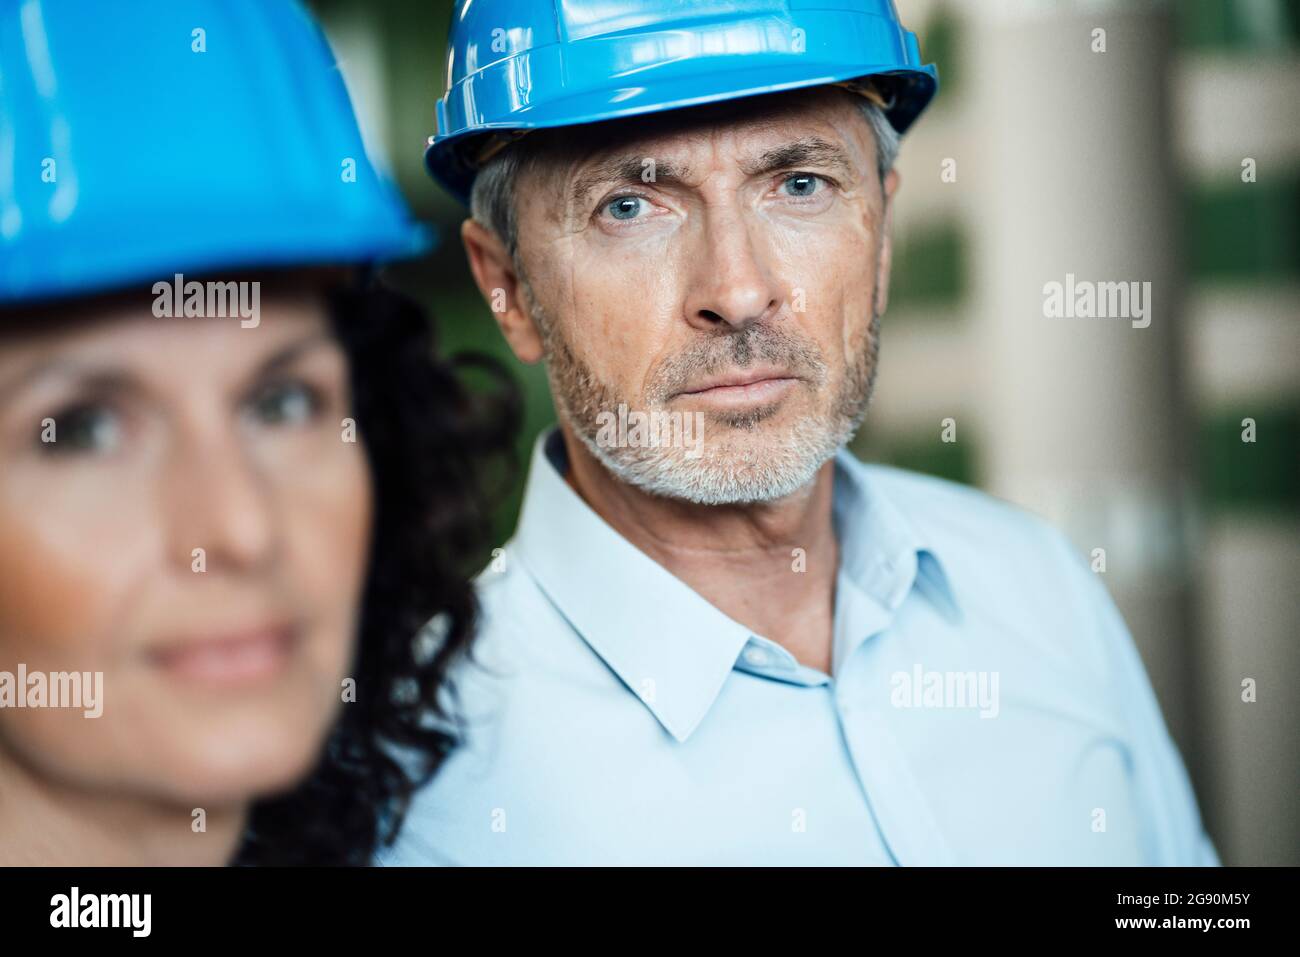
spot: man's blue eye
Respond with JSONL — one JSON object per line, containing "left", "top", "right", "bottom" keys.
{"left": 606, "top": 196, "right": 644, "bottom": 220}
{"left": 783, "top": 174, "right": 820, "bottom": 197}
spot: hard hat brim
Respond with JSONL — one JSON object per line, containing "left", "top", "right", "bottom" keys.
{"left": 427, "top": 62, "right": 935, "bottom": 206}
{"left": 1, "top": 217, "right": 434, "bottom": 307}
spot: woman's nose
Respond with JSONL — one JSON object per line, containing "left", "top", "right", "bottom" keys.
{"left": 164, "top": 431, "right": 278, "bottom": 575}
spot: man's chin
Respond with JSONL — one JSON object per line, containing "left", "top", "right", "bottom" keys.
{"left": 595, "top": 440, "right": 832, "bottom": 507}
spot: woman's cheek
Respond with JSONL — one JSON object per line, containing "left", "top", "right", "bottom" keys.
{"left": 0, "top": 467, "right": 153, "bottom": 671}
{"left": 268, "top": 431, "right": 373, "bottom": 684}
{"left": 0, "top": 466, "right": 160, "bottom": 792}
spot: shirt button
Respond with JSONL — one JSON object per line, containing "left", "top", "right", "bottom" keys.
{"left": 743, "top": 646, "right": 770, "bottom": 667}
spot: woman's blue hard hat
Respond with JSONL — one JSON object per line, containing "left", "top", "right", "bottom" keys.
{"left": 0, "top": 0, "right": 431, "bottom": 305}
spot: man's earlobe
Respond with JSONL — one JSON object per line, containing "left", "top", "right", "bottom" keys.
{"left": 883, "top": 167, "right": 901, "bottom": 203}
{"left": 874, "top": 236, "right": 893, "bottom": 317}
{"left": 461, "top": 218, "right": 545, "bottom": 364}
{"left": 874, "top": 170, "right": 899, "bottom": 317}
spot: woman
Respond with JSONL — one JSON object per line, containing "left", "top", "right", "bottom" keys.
{"left": 0, "top": 1, "right": 516, "bottom": 865}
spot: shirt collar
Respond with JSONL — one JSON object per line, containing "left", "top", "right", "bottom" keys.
{"left": 511, "top": 428, "right": 961, "bottom": 743}
{"left": 827, "top": 451, "right": 963, "bottom": 675}
{"left": 830, "top": 452, "right": 961, "bottom": 625}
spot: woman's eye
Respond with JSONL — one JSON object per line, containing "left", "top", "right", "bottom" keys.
{"left": 603, "top": 196, "right": 645, "bottom": 221}
{"left": 38, "top": 403, "right": 122, "bottom": 455}
{"left": 247, "top": 381, "right": 322, "bottom": 427}
{"left": 781, "top": 173, "right": 822, "bottom": 198}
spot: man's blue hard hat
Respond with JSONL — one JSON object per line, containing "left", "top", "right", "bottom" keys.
{"left": 0, "top": 0, "right": 430, "bottom": 305}
{"left": 427, "top": 0, "right": 938, "bottom": 206}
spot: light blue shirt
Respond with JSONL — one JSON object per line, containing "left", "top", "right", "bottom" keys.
{"left": 381, "top": 429, "right": 1218, "bottom": 866}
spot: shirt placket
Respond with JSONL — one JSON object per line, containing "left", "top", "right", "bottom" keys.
{"left": 833, "top": 566, "right": 959, "bottom": 866}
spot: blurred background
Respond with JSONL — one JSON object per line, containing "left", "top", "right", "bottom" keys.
{"left": 306, "top": 0, "right": 1299, "bottom": 866}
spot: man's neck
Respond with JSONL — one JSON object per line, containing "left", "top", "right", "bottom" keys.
{"left": 558, "top": 425, "right": 840, "bottom": 673}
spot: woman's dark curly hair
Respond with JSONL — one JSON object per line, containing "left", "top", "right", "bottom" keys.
{"left": 233, "top": 276, "right": 520, "bottom": 865}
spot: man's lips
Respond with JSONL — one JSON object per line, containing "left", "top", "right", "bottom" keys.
{"left": 672, "top": 367, "right": 799, "bottom": 406}
{"left": 148, "top": 623, "right": 298, "bottom": 687}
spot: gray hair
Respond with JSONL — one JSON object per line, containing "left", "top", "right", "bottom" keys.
{"left": 470, "top": 97, "right": 899, "bottom": 260}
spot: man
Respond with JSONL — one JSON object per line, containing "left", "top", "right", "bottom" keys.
{"left": 385, "top": 0, "right": 1217, "bottom": 865}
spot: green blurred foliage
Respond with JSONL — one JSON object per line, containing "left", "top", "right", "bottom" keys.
{"left": 888, "top": 222, "right": 968, "bottom": 313}
{"left": 1187, "top": 172, "right": 1300, "bottom": 283}
{"left": 1200, "top": 405, "right": 1300, "bottom": 514}
{"left": 854, "top": 427, "right": 977, "bottom": 488}
{"left": 1176, "top": 0, "right": 1300, "bottom": 51}
{"left": 919, "top": 3, "right": 960, "bottom": 101}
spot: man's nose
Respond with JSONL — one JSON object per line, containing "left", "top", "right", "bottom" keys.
{"left": 682, "top": 206, "right": 783, "bottom": 332}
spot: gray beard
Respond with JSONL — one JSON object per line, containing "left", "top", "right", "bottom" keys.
{"left": 523, "top": 278, "right": 880, "bottom": 505}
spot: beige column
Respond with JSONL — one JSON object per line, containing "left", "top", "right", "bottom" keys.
{"left": 962, "top": 3, "right": 1196, "bottom": 752}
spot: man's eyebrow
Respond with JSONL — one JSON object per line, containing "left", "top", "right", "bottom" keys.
{"left": 740, "top": 137, "right": 858, "bottom": 179}
{"left": 568, "top": 136, "right": 861, "bottom": 211}
{"left": 569, "top": 155, "right": 692, "bottom": 211}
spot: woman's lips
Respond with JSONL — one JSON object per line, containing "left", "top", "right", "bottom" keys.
{"left": 149, "top": 624, "right": 297, "bottom": 687}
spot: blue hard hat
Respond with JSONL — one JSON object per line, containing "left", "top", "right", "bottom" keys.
{"left": 427, "top": 0, "right": 938, "bottom": 206}
{"left": 0, "top": 0, "right": 430, "bottom": 305}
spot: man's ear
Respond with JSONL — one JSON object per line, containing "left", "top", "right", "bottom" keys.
{"left": 461, "top": 218, "right": 545, "bottom": 364}
{"left": 873, "top": 167, "right": 901, "bottom": 317}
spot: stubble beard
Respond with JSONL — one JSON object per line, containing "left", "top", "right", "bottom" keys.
{"left": 521, "top": 277, "right": 881, "bottom": 505}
